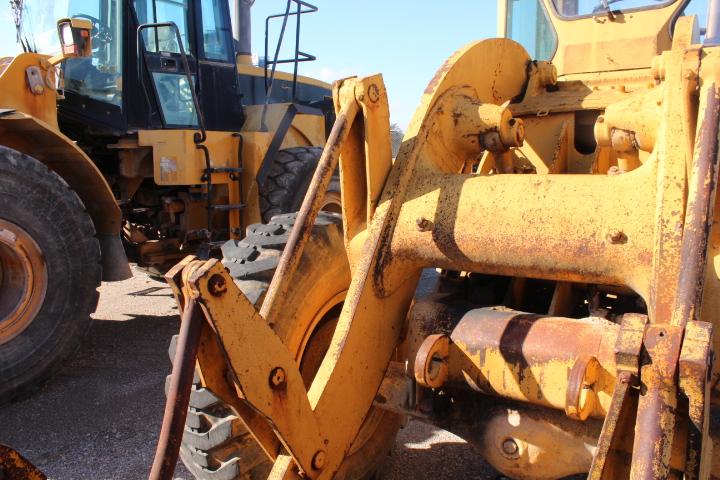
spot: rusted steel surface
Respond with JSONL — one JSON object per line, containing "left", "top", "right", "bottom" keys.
{"left": 629, "top": 325, "right": 684, "bottom": 480}
{"left": 447, "top": 308, "right": 619, "bottom": 415}
{"left": 148, "top": 298, "right": 204, "bottom": 480}
{"left": 413, "top": 334, "right": 449, "bottom": 388}
{"left": 671, "top": 85, "right": 720, "bottom": 328}
{"left": 588, "top": 373, "right": 636, "bottom": 480}
{"left": 0, "top": 444, "right": 46, "bottom": 480}
{"left": 678, "top": 321, "right": 714, "bottom": 479}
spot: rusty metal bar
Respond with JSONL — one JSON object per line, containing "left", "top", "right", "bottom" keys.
{"left": 0, "top": 444, "right": 46, "bottom": 480}
{"left": 629, "top": 324, "right": 683, "bottom": 480}
{"left": 588, "top": 373, "right": 635, "bottom": 480}
{"left": 671, "top": 85, "right": 720, "bottom": 328}
{"left": 260, "top": 98, "right": 359, "bottom": 320}
{"left": 148, "top": 298, "right": 204, "bottom": 480}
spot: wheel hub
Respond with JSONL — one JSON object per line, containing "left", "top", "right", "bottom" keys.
{"left": 0, "top": 219, "right": 47, "bottom": 345}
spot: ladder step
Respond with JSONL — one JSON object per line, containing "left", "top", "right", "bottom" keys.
{"left": 205, "top": 167, "right": 243, "bottom": 174}
{"left": 210, "top": 203, "right": 245, "bottom": 212}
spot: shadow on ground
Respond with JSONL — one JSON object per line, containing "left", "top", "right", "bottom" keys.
{"left": 0, "top": 267, "right": 499, "bottom": 480}
{"left": 383, "top": 420, "right": 499, "bottom": 480}
{"left": 0, "top": 312, "right": 189, "bottom": 480}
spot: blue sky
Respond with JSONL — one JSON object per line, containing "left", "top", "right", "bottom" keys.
{"left": 250, "top": 1, "right": 498, "bottom": 129}
{"left": 0, "top": 1, "right": 497, "bottom": 129}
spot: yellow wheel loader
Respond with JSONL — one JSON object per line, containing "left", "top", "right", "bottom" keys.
{"left": 0, "top": 0, "right": 337, "bottom": 404}
{"left": 159, "top": 0, "right": 720, "bottom": 478}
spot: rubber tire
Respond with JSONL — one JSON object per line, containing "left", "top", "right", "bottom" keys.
{"left": 169, "top": 212, "right": 401, "bottom": 480}
{"left": 0, "top": 146, "right": 101, "bottom": 404}
{"left": 259, "top": 147, "right": 340, "bottom": 222}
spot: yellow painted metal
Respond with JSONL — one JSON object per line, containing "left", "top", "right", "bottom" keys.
{"left": 539, "top": 0, "right": 687, "bottom": 75}
{"left": 172, "top": 6, "right": 720, "bottom": 479}
{"left": 241, "top": 104, "right": 327, "bottom": 148}
{"left": 138, "top": 130, "right": 239, "bottom": 186}
{"left": 189, "top": 259, "right": 325, "bottom": 477}
{"left": 0, "top": 54, "right": 58, "bottom": 129}
{"left": 0, "top": 112, "right": 121, "bottom": 236}
{"left": 237, "top": 63, "right": 331, "bottom": 91}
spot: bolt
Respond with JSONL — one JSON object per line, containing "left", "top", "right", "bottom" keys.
{"left": 0, "top": 228, "right": 17, "bottom": 244}
{"left": 367, "top": 84, "right": 380, "bottom": 103}
{"left": 501, "top": 438, "right": 519, "bottom": 457}
{"left": 312, "top": 450, "right": 326, "bottom": 470}
{"left": 416, "top": 217, "right": 433, "bottom": 232}
{"left": 269, "top": 367, "right": 286, "bottom": 389}
{"left": 207, "top": 274, "right": 227, "bottom": 297}
{"left": 607, "top": 229, "right": 627, "bottom": 244}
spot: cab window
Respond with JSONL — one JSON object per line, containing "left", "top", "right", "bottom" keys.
{"left": 552, "top": 0, "right": 675, "bottom": 17}
{"left": 134, "top": 0, "right": 192, "bottom": 54}
{"left": 200, "top": 0, "right": 233, "bottom": 62}
{"left": 63, "top": 0, "right": 124, "bottom": 107}
{"left": 507, "top": 0, "right": 558, "bottom": 60}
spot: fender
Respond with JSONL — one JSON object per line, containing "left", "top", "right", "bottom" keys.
{"left": 0, "top": 112, "right": 131, "bottom": 280}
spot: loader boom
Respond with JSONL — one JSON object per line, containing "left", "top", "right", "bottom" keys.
{"left": 160, "top": 2, "right": 720, "bottom": 479}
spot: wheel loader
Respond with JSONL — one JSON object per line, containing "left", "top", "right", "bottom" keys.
{"left": 0, "top": 0, "right": 338, "bottom": 404}
{"left": 157, "top": 0, "right": 720, "bottom": 478}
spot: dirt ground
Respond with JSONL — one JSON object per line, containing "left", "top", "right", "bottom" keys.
{"left": 0, "top": 267, "right": 498, "bottom": 480}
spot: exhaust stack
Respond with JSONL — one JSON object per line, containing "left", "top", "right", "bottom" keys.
{"left": 232, "top": 0, "right": 253, "bottom": 62}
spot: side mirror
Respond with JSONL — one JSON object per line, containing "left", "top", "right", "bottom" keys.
{"left": 48, "top": 17, "right": 92, "bottom": 65}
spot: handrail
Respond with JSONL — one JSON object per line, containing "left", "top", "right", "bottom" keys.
{"left": 263, "top": 0, "right": 318, "bottom": 105}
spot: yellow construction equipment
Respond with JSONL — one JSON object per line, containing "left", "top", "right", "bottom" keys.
{"left": 0, "top": 0, "right": 338, "bottom": 404}
{"left": 159, "top": 0, "right": 720, "bottom": 478}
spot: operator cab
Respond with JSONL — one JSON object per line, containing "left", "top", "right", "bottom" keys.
{"left": 501, "top": 0, "right": 711, "bottom": 69}
{"left": 14, "top": 0, "right": 328, "bottom": 136}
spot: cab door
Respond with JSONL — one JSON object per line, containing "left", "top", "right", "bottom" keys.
{"left": 135, "top": 0, "right": 200, "bottom": 128}
{"left": 195, "top": 0, "right": 244, "bottom": 131}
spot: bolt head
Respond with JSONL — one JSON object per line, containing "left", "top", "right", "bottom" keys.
{"left": 607, "top": 229, "right": 627, "bottom": 244}
{"left": 501, "top": 438, "right": 519, "bottom": 457}
{"left": 207, "top": 274, "right": 227, "bottom": 296}
{"left": 312, "top": 450, "right": 326, "bottom": 469}
{"left": 269, "top": 367, "right": 286, "bottom": 388}
{"left": 416, "top": 217, "right": 433, "bottom": 232}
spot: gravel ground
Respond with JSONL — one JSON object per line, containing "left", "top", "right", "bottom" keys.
{"left": 0, "top": 267, "right": 498, "bottom": 480}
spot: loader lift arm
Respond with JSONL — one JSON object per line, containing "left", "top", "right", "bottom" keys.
{"left": 157, "top": 26, "right": 720, "bottom": 480}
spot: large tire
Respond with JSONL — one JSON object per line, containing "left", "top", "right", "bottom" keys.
{"left": 170, "top": 212, "right": 401, "bottom": 480}
{"left": 259, "top": 147, "right": 341, "bottom": 222}
{"left": 0, "top": 146, "right": 101, "bottom": 404}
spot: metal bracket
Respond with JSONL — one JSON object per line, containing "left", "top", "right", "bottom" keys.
{"left": 588, "top": 313, "right": 647, "bottom": 479}
{"left": 186, "top": 259, "right": 323, "bottom": 478}
{"left": 679, "top": 321, "right": 714, "bottom": 480}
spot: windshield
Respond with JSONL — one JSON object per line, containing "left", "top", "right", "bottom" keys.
{"left": 17, "top": 0, "right": 123, "bottom": 107}
{"left": 551, "top": 0, "right": 676, "bottom": 18}
{"left": 507, "top": 0, "right": 558, "bottom": 60}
